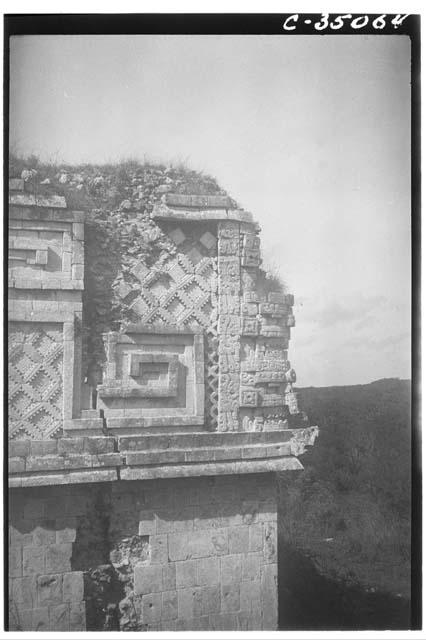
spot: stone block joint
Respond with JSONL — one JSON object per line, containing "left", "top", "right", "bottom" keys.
{"left": 8, "top": 178, "right": 317, "bottom": 632}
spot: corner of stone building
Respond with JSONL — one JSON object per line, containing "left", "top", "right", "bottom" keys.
{"left": 8, "top": 172, "right": 317, "bottom": 632}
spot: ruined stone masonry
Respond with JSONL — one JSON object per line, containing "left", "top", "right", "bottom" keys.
{"left": 8, "top": 178, "right": 318, "bottom": 631}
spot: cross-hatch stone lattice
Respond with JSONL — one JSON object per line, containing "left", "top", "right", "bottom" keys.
{"left": 9, "top": 322, "right": 64, "bottom": 439}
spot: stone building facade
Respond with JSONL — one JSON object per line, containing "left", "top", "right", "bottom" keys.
{"left": 8, "top": 179, "right": 317, "bottom": 631}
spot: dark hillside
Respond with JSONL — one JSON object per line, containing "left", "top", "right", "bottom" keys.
{"left": 278, "top": 378, "right": 412, "bottom": 630}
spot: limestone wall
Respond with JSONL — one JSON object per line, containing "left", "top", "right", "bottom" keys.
{"left": 8, "top": 179, "right": 86, "bottom": 440}
{"left": 8, "top": 175, "right": 304, "bottom": 439}
{"left": 91, "top": 195, "right": 305, "bottom": 435}
{"left": 9, "top": 475, "right": 277, "bottom": 631}
{"left": 8, "top": 172, "right": 317, "bottom": 631}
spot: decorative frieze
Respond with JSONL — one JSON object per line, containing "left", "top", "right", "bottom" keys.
{"left": 8, "top": 186, "right": 308, "bottom": 438}
{"left": 8, "top": 181, "right": 88, "bottom": 438}
{"left": 240, "top": 388, "right": 259, "bottom": 407}
{"left": 241, "top": 302, "right": 258, "bottom": 316}
{"left": 241, "top": 317, "right": 260, "bottom": 336}
{"left": 8, "top": 183, "right": 317, "bottom": 634}
{"left": 96, "top": 326, "right": 205, "bottom": 432}
{"left": 218, "top": 257, "right": 240, "bottom": 295}
{"left": 9, "top": 322, "right": 64, "bottom": 440}
{"left": 217, "top": 221, "right": 242, "bottom": 431}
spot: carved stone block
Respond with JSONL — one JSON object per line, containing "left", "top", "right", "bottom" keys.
{"left": 285, "top": 369, "right": 297, "bottom": 383}
{"left": 218, "top": 315, "right": 241, "bottom": 335}
{"left": 240, "top": 388, "right": 259, "bottom": 408}
{"left": 260, "top": 319, "right": 289, "bottom": 339}
{"left": 260, "top": 393, "right": 287, "bottom": 408}
{"left": 241, "top": 318, "right": 259, "bottom": 337}
{"left": 243, "top": 291, "right": 260, "bottom": 303}
{"left": 218, "top": 373, "right": 240, "bottom": 412}
{"left": 287, "top": 315, "right": 296, "bottom": 327}
{"left": 219, "top": 334, "right": 240, "bottom": 358}
{"left": 285, "top": 390, "right": 299, "bottom": 414}
{"left": 263, "top": 417, "right": 289, "bottom": 431}
{"left": 242, "top": 234, "right": 260, "bottom": 251}
{"left": 168, "top": 227, "right": 186, "bottom": 245}
{"left": 99, "top": 353, "right": 180, "bottom": 398}
{"left": 259, "top": 302, "right": 275, "bottom": 315}
{"left": 97, "top": 326, "right": 205, "bottom": 431}
{"left": 241, "top": 268, "right": 258, "bottom": 292}
{"left": 254, "top": 371, "right": 286, "bottom": 385}
{"left": 259, "top": 303, "right": 288, "bottom": 317}
{"left": 218, "top": 256, "right": 241, "bottom": 295}
{"left": 218, "top": 237, "right": 240, "bottom": 256}
{"left": 218, "top": 221, "right": 240, "bottom": 239}
{"left": 241, "top": 302, "right": 258, "bottom": 316}
{"left": 241, "top": 249, "right": 261, "bottom": 268}
{"left": 199, "top": 230, "right": 216, "bottom": 250}
{"left": 218, "top": 410, "right": 239, "bottom": 432}
{"left": 268, "top": 292, "right": 287, "bottom": 304}
{"left": 219, "top": 295, "right": 240, "bottom": 316}
{"left": 9, "top": 322, "right": 64, "bottom": 440}
{"left": 240, "top": 372, "right": 255, "bottom": 386}
{"left": 218, "top": 257, "right": 240, "bottom": 279}
{"left": 8, "top": 212, "right": 84, "bottom": 290}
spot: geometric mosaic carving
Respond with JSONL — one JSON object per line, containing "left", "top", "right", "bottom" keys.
{"left": 205, "top": 322, "right": 219, "bottom": 430}
{"left": 100, "top": 352, "right": 179, "bottom": 398}
{"left": 126, "top": 223, "right": 218, "bottom": 330}
{"left": 121, "top": 222, "right": 219, "bottom": 429}
{"left": 96, "top": 328, "right": 205, "bottom": 429}
{"left": 8, "top": 322, "right": 64, "bottom": 439}
{"left": 129, "top": 255, "right": 216, "bottom": 328}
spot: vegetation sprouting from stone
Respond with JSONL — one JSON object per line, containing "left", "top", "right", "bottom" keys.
{"left": 9, "top": 155, "right": 243, "bottom": 379}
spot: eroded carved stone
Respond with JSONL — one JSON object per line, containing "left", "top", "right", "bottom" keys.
{"left": 9, "top": 322, "right": 64, "bottom": 439}
{"left": 241, "top": 318, "right": 260, "bottom": 337}
{"left": 240, "top": 388, "right": 259, "bottom": 407}
{"left": 97, "top": 327, "right": 205, "bottom": 431}
{"left": 241, "top": 302, "right": 258, "bottom": 316}
{"left": 8, "top": 186, "right": 310, "bottom": 440}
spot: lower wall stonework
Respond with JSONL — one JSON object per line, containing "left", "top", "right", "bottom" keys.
{"left": 8, "top": 473, "right": 278, "bottom": 631}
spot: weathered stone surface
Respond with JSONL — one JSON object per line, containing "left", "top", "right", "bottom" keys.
{"left": 164, "top": 193, "right": 232, "bottom": 209}
{"left": 197, "top": 556, "right": 220, "bottom": 585}
{"left": 134, "top": 564, "right": 163, "bottom": 595}
{"left": 8, "top": 472, "right": 280, "bottom": 631}
{"left": 9, "top": 178, "right": 24, "bottom": 191}
{"left": 162, "top": 589, "right": 178, "bottom": 620}
{"left": 8, "top": 173, "right": 316, "bottom": 632}
{"left": 261, "top": 563, "right": 278, "bottom": 629}
{"left": 142, "top": 592, "right": 162, "bottom": 623}
{"left": 45, "top": 543, "right": 72, "bottom": 573}
{"left": 62, "top": 572, "right": 84, "bottom": 602}
{"left": 10, "top": 193, "right": 67, "bottom": 208}
{"left": 69, "top": 602, "right": 86, "bottom": 631}
{"left": 194, "top": 585, "right": 221, "bottom": 616}
{"left": 176, "top": 559, "right": 198, "bottom": 588}
{"left": 36, "top": 574, "right": 63, "bottom": 605}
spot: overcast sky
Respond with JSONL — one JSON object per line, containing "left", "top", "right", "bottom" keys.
{"left": 10, "top": 34, "right": 411, "bottom": 387}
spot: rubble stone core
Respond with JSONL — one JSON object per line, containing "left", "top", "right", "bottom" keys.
{"left": 8, "top": 182, "right": 317, "bottom": 631}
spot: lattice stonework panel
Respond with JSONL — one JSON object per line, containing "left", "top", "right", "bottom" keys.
{"left": 9, "top": 322, "right": 64, "bottom": 439}
{"left": 127, "top": 223, "right": 218, "bottom": 330}
{"left": 125, "top": 222, "right": 219, "bottom": 429}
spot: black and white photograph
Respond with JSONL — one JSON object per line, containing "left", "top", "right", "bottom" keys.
{"left": 4, "top": 8, "right": 420, "bottom": 634}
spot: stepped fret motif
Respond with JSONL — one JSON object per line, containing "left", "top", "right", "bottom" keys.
{"left": 116, "top": 222, "right": 220, "bottom": 429}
